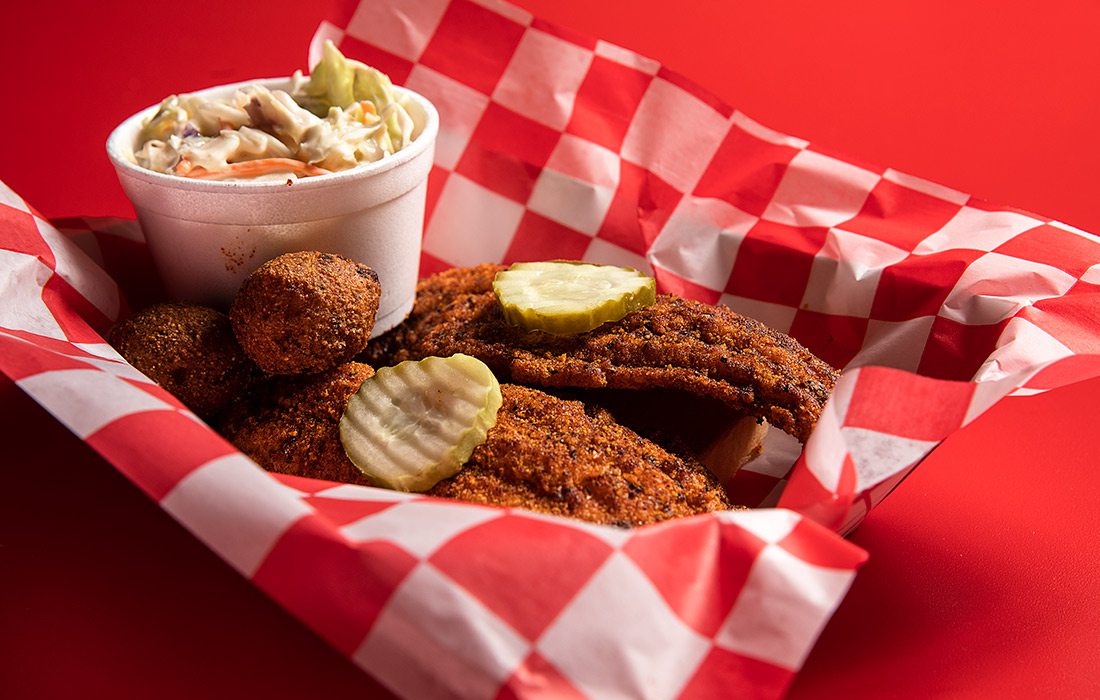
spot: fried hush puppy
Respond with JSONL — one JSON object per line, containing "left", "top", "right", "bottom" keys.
{"left": 218, "top": 362, "right": 376, "bottom": 485}
{"left": 231, "top": 251, "right": 381, "bottom": 375}
{"left": 109, "top": 302, "right": 258, "bottom": 419}
{"left": 428, "top": 385, "right": 737, "bottom": 527}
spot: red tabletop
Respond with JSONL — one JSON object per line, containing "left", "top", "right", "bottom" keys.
{"left": 3, "top": 1, "right": 1099, "bottom": 697}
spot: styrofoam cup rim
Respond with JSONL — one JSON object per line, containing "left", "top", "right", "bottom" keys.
{"left": 105, "top": 77, "right": 439, "bottom": 194}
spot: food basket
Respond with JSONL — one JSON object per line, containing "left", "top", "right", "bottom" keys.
{"left": 3, "top": 0, "right": 1099, "bottom": 697}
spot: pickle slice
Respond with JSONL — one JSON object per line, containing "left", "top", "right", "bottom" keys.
{"left": 339, "top": 354, "right": 502, "bottom": 492}
{"left": 493, "top": 261, "right": 656, "bottom": 334}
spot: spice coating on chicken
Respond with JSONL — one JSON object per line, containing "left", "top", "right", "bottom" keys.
{"left": 218, "top": 362, "right": 375, "bottom": 485}
{"left": 429, "top": 384, "right": 735, "bottom": 527}
{"left": 364, "top": 265, "right": 837, "bottom": 442}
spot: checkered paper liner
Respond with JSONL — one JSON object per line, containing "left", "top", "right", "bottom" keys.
{"left": 314, "top": 0, "right": 1100, "bottom": 512}
{"left": 4, "top": 0, "right": 1100, "bottom": 697}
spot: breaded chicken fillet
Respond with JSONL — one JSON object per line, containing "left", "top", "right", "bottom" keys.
{"left": 220, "top": 364, "right": 732, "bottom": 526}
{"left": 429, "top": 384, "right": 735, "bottom": 527}
{"left": 363, "top": 264, "right": 837, "bottom": 442}
{"left": 218, "top": 362, "right": 376, "bottom": 486}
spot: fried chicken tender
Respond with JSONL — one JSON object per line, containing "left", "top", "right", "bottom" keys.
{"left": 428, "top": 384, "right": 735, "bottom": 527}
{"left": 218, "top": 362, "right": 375, "bottom": 485}
{"left": 559, "top": 388, "right": 768, "bottom": 484}
{"left": 360, "top": 263, "right": 503, "bottom": 367}
{"left": 364, "top": 264, "right": 837, "bottom": 442}
{"left": 109, "top": 302, "right": 258, "bottom": 419}
{"left": 219, "top": 360, "right": 730, "bottom": 526}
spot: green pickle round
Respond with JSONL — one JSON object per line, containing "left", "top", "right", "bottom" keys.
{"left": 492, "top": 261, "right": 657, "bottom": 334}
{"left": 339, "top": 353, "right": 502, "bottom": 492}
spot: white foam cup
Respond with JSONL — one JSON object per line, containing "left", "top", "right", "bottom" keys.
{"left": 107, "top": 78, "right": 438, "bottom": 336}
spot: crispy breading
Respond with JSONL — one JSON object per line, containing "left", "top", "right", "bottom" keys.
{"left": 217, "top": 362, "right": 375, "bottom": 485}
{"left": 556, "top": 388, "right": 769, "bottom": 484}
{"left": 364, "top": 264, "right": 837, "bottom": 442}
{"left": 231, "top": 251, "right": 381, "bottom": 375}
{"left": 109, "top": 302, "right": 259, "bottom": 420}
{"left": 219, "top": 366, "right": 733, "bottom": 526}
{"left": 428, "top": 384, "right": 736, "bottom": 527}
{"left": 359, "top": 263, "right": 503, "bottom": 367}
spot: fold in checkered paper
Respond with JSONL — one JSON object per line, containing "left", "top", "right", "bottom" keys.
{"left": 2, "top": 197, "right": 865, "bottom": 700}
{"left": 315, "top": 0, "right": 1100, "bottom": 513}
{"left": 3, "top": 0, "right": 1100, "bottom": 697}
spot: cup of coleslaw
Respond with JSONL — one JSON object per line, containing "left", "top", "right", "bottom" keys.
{"left": 106, "top": 46, "right": 438, "bottom": 336}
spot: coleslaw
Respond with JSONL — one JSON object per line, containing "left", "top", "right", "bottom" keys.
{"left": 132, "top": 41, "right": 416, "bottom": 181}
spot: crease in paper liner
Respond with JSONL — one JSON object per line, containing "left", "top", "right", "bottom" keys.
{"left": 4, "top": 0, "right": 1100, "bottom": 697}
{"left": 0, "top": 251, "right": 871, "bottom": 700}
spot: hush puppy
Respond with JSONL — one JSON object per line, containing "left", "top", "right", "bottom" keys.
{"left": 231, "top": 251, "right": 381, "bottom": 375}
{"left": 109, "top": 302, "right": 258, "bottom": 419}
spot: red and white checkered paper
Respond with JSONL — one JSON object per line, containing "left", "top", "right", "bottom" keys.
{"left": 4, "top": 0, "right": 1100, "bottom": 697}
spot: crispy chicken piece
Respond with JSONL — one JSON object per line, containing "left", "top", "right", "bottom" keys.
{"left": 360, "top": 263, "right": 503, "bottom": 367}
{"left": 364, "top": 265, "right": 837, "bottom": 442}
{"left": 217, "top": 362, "right": 375, "bottom": 486}
{"left": 221, "top": 364, "right": 732, "bottom": 526}
{"left": 429, "top": 384, "right": 735, "bottom": 527}
{"left": 559, "top": 388, "right": 769, "bottom": 485}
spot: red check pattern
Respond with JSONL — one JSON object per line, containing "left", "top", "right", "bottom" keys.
{"left": 322, "top": 0, "right": 1100, "bottom": 511}
{"left": 3, "top": 0, "right": 1100, "bottom": 697}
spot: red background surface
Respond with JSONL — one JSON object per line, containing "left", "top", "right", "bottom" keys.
{"left": 2, "top": 1, "right": 1099, "bottom": 697}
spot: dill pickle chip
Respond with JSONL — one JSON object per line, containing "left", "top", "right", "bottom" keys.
{"left": 492, "top": 261, "right": 656, "bottom": 334}
{"left": 339, "top": 354, "right": 502, "bottom": 492}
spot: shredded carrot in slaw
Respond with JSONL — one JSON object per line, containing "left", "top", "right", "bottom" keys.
{"left": 176, "top": 158, "right": 332, "bottom": 180}
{"left": 133, "top": 42, "right": 415, "bottom": 180}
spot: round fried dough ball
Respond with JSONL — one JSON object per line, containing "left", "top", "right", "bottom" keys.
{"left": 217, "top": 362, "right": 374, "bottom": 485}
{"left": 109, "top": 303, "right": 258, "bottom": 419}
{"left": 230, "top": 251, "right": 381, "bottom": 375}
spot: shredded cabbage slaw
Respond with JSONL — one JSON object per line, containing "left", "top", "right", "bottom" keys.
{"left": 132, "top": 41, "right": 417, "bottom": 182}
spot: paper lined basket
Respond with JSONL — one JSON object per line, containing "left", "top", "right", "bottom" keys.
{"left": 3, "top": 0, "right": 1100, "bottom": 697}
